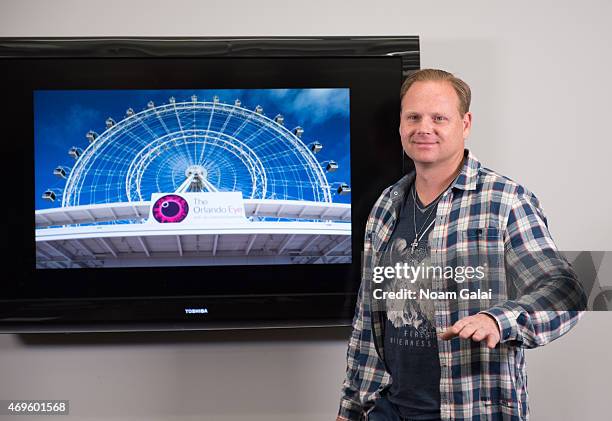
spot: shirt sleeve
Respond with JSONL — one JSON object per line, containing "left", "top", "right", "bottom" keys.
{"left": 481, "top": 189, "right": 587, "bottom": 348}
{"left": 338, "top": 275, "right": 369, "bottom": 420}
{"left": 338, "top": 195, "right": 389, "bottom": 420}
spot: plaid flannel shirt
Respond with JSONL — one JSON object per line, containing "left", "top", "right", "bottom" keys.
{"left": 338, "top": 149, "right": 586, "bottom": 421}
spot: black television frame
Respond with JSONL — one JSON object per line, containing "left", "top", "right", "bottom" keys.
{"left": 0, "top": 36, "right": 419, "bottom": 332}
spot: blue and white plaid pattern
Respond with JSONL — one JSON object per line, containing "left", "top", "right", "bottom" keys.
{"left": 338, "top": 150, "right": 586, "bottom": 421}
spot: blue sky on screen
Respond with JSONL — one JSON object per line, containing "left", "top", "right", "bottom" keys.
{"left": 34, "top": 88, "right": 351, "bottom": 210}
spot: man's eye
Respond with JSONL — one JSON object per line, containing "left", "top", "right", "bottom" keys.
{"left": 407, "top": 115, "right": 419, "bottom": 121}
{"left": 434, "top": 116, "right": 446, "bottom": 122}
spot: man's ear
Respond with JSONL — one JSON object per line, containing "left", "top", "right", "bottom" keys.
{"left": 463, "top": 111, "right": 473, "bottom": 139}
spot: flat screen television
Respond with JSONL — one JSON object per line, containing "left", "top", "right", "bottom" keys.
{"left": 0, "top": 36, "right": 419, "bottom": 332}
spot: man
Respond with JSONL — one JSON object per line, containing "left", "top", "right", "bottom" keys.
{"left": 336, "top": 69, "right": 586, "bottom": 421}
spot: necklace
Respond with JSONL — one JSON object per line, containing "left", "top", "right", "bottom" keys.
{"left": 410, "top": 184, "right": 442, "bottom": 254}
{"left": 414, "top": 193, "right": 438, "bottom": 212}
{"left": 409, "top": 170, "right": 461, "bottom": 253}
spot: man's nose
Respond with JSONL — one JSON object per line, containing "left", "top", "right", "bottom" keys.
{"left": 416, "top": 118, "right": 433, "bottom": 134}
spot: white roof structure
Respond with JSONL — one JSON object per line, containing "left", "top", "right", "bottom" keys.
{"left": 35, "top": 199, "right": 351, "bottom": 268}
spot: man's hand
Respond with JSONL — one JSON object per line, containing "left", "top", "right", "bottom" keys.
{"left": 439, "top": 313, "right": 501, "bottom": 349}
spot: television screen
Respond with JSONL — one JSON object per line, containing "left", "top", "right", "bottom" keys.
{"left": 0, "top": 37, "right": 419, "bottom": 331}
{"left": 34, "top": 88, "right": 352, "bottom": 268}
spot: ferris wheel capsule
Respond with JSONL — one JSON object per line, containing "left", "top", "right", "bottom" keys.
{"left": 337, "top": 183, "right": 351, "bottom": 195}
{"left": 86, "top": 130, "right": 98, "bottom": 143}
{"left": 191, "top": 95, "right": 198, "bottom": 102}
{"left": 213, "top": 96, "right": 220, "bottom": 104}
{"left": 310, "top": 141, "right": 323, "bottom": 154}
{"left": 255, "top": 105, "right": 264, "bottom": 114}
{"left": 126, "top": 108, "right": 135, "bottom": 117}
{"left": 105, "top": 117, "right": 116, "bottom": 129}
{"left": 234, "top": 99, "right": 241, "bottom": 107}
{"left": 325, "top": 160, "right": 338, "bottom": 172}
{"left": 169, "top": 96, "right": 176, "bottom": 104}
{"left": 147, "top": 101, "right": 155, "bottom": 109}
{"left": 274, "top": 114, "right": 284, "bottom": 125}
{"left": 293, "top": 127, "right": 304, "bottom": 138}
{"left": 53, "top": 166, "right": 68, "bottom": 179}
{"left": 68, "top": 146, "right": 82, "bottom": 159}
{"left": 42, "top": 190, "right": 57, "bottom": 202}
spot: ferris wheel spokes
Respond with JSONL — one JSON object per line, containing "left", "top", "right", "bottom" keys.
{"left": 48, "top": 95, "right": 347, "bottom": 209}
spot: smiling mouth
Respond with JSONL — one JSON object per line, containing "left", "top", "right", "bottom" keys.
{"left": 410, "top": 136, "right": 439, "bottom": 144}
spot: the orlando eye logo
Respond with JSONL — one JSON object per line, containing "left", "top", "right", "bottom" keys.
{"left": 152, "top": 194, "right": 189, "bottom": 223}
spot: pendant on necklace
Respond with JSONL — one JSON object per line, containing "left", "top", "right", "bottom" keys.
{"left": 410, "top": 238, "right": 419, "bottom": 254}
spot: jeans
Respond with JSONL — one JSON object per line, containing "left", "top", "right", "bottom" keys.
{"left": 365, "top": 395, "right": 442, "bottom": 421}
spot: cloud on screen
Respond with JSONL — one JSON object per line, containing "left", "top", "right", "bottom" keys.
{"left": 283, "top": 89, "right": 349, "bottom": 125}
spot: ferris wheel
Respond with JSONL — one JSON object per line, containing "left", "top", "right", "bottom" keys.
{"left": 44, "top": 94, "right": 350, "bottom": 208}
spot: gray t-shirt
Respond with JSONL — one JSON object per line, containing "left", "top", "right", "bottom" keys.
{"left": 382, "top": 183, "right": 441, "bottom": 420}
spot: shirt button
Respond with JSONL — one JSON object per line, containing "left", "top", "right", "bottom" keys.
{"left": 393, "top": 191, "right": 398, "bottom": 196}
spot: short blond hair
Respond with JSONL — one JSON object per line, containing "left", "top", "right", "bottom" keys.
{"left": 400, "top": 69, "right": 471, "bottom": 115}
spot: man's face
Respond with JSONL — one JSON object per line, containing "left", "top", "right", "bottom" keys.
{"left": 399, "top": 80, "right": 472, "bottom": 167}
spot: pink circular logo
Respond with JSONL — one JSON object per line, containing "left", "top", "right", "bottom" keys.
{"left": 152, "top": 194, "right": 189, "bottom": 223}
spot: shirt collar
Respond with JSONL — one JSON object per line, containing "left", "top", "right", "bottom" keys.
{"left": 452, "top": 149, "right": 481, "bottom": 191}
{"left": 388, "top": 149, "right": 481, "bottom": 201}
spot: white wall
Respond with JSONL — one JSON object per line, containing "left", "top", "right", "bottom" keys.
{"left": 1, "top": 1, "right": 611, "bottom": 420}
